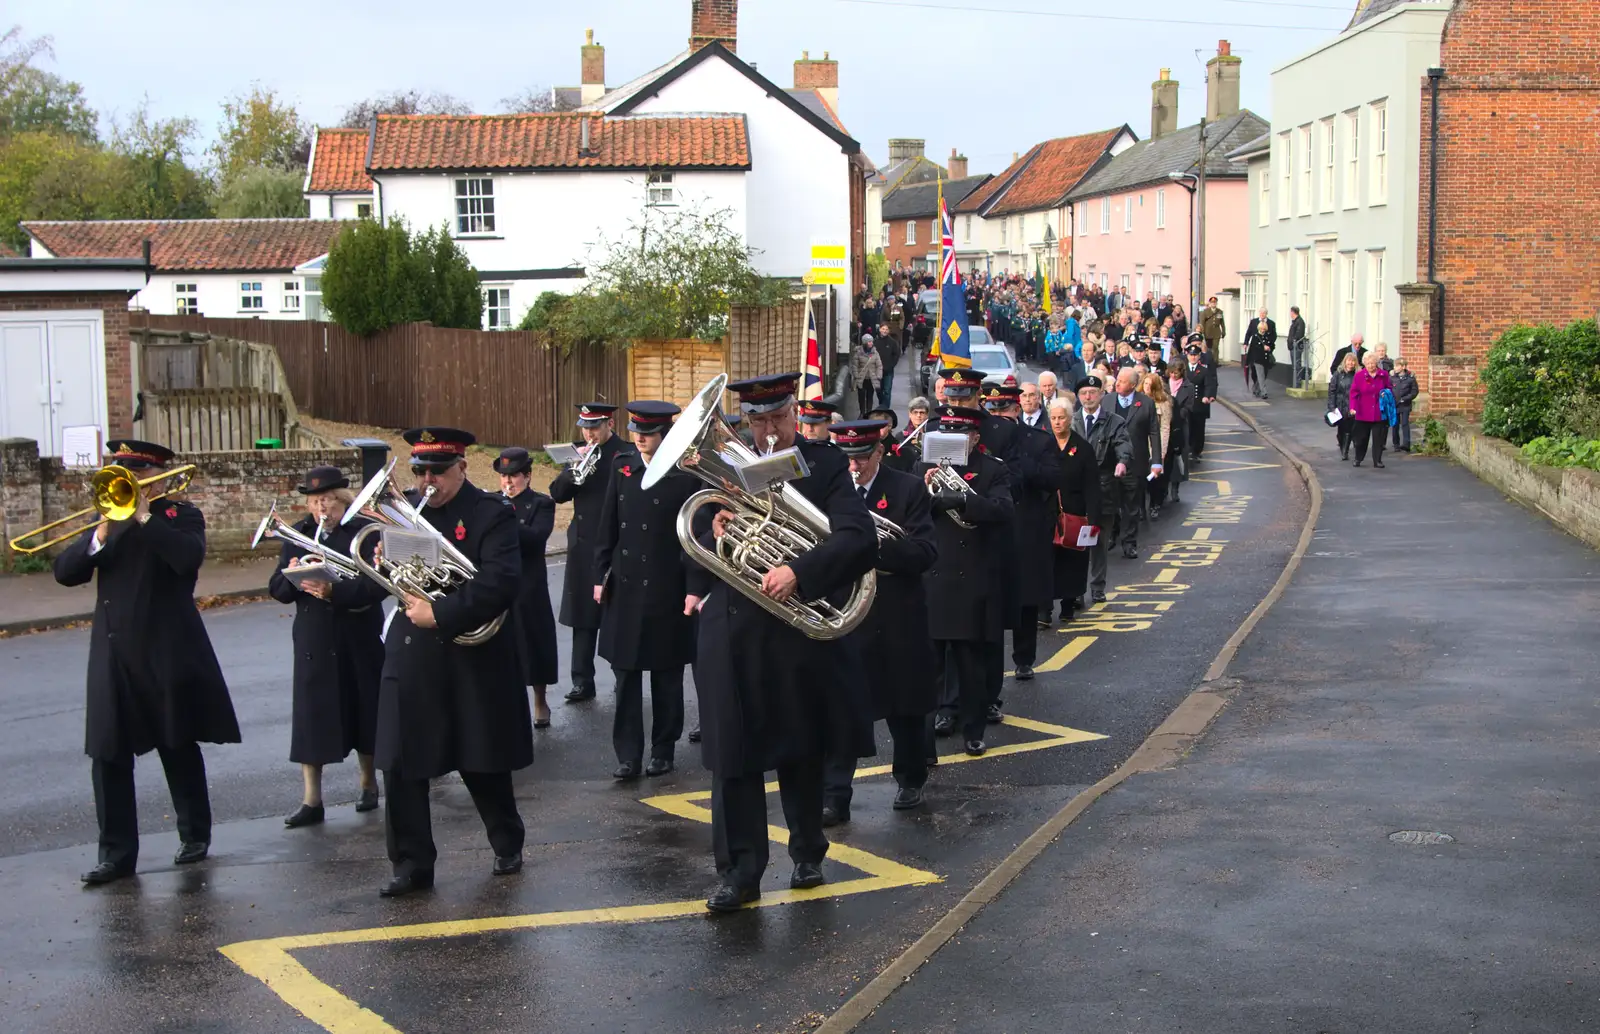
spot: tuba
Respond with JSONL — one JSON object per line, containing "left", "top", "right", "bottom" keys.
{"left": 928, "top": 459, "right": 978, "bottom": 530}
{"left": 642, "top": 375, "right": 876, "bottom": 641}
{"left": 339, "top": 461, "right": 507, "bottom": 647}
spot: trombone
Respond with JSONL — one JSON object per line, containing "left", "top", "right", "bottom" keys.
{"left": 8, "top": 464, "right": 197, "bottom": 555}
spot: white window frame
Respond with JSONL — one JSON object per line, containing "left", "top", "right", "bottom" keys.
{"left": 647, "top": 171, "right": 676, "bottom": 206}
{"left": 1100, "top": 198, "right": 1110, "bottom": 234}
{"left": 305, "top": 276, "right": 324, "bottom": 321}
{"left": 1294, "top": 250, "right": 1310, "bottom": 315}
{"left": 1298, "top": 126, "right": 1313, "bottom": 215}
{"left": 1367, "top": 250, "right": 1386, "bottom": 343}
{"left": 174, "top": 282, "right": 199, "bottom": 315}
{"left": 1120, "top": 273, "right": 1131, "bottom": 295}
{"left": 932, "top": 219, "right": 939, "bottom": 247}
{"left": 1278, "top": 132, "right": 1293, "bottom": 219}
{"left": 483, "top": 284, "right": 513, "bottom": 331}
{"left": 239, "top": 280, "right": 264, "bottom": 312}
{"left": 1275, "top": 251, "right": 1290, "bottom": 325}
{"left": 1340, "top": 252, "right": 1358, "bottom": 347}
{"left": 1370, "top": 101, "right": 1388, "bottom": 205}
{"left": 1320, "top": 119, "right": 1336, "bottom": 212}
{"left": 962, "top": 215, "right": 973, "bottom": 244}
{"left": 906, "top": 219, "right": 917, "bottom": 246}
{"left": 1258, "top": 167, "right": 1270, "bottom": 228}
{"left": 1344, "top": 109, "right": 1361, "bottom": 209}
{"left": 881, "top": 222, "right": 891, "bottom": 249}
{"left": 356, "top": 201, "right": 373, "bottom": 219}
{"left": 454, "top": 176, "right": 496, "bottom": 235}
{"left": 1099, "top": 272, "right": 1108, "bottom": 291}
{"left": 282, "top": 279, "right": 302, "bottom": 313}
{"left": 1124, "top": 196, "right": 1134, "bottom": 232}
{"left": 1077, "top": 203, "right": 1088, "bottom": 236}
{"left": 1242, "top": 274, "right": 1258, "bottom": 318}
{"left": 1155, "top": 188, "right": 1166, "bottom": 229}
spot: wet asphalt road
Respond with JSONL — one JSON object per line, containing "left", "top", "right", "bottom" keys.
{"left": 0, "top": 397, "right": 1307, "bottom": 1033}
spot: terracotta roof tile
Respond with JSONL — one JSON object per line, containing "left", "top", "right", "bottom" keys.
{"left": 0, "top": 240, "right": 17, "bottom": 258}
{"left": 985, "top": 129, "right": 1125, "bottom": 215}
{"left": 367, "top": 113, "right": 751, "bottom": 172}
{"left": 21, "top": 219, "right": 350, "bottom": 272}
{"left": 954, "top": 147, "right": 1039, "bottom": 214}
{"left": 306, "top": 128, "right": 374, "bottom": 193}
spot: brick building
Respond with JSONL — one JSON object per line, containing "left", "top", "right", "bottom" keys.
{"left": 880, "top": 176, "right": 990, "bottom": 273}
{"left": 1401, "top": 0, "right": 1600, "bottom": 414}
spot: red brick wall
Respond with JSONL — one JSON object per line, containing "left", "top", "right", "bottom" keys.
{"left": 1417, "top": 0, "right": 1600, "bottom": 414}
{"left": 882, "top": 216, "right": 935, "bottom": 271}
{"left": 795, "top": 57, "right": 839, "bottom": 91}
{"left": 689, "top": 0, "right": 737, "bottom": 52}
{"left": 0, "top": 292, "right": 136, "bottom": 438}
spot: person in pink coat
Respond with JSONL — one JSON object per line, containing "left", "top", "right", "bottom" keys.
{"left": 1348, "top": 352, "right": 1393, "bottom": 468}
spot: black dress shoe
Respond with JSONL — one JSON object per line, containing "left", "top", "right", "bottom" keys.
{"left": 926, "top": 754, "right": 939, "bottom": 768}
{"left": 284, "top": 804, "right": 325, "bottom": 828}
{"left": 1374, "top": 459, "right": 1385, "bottom": 468}
{"left": 933, "top": 714, "right": 955, "bottom": 737}
{"left": 820, "top": 803, "right": 850, "bottom": 828}
{"left": 706, "top": 883, "right": 760, "bottom": 913}
{"left": 355, "top": 788, "right": 380, "bottom": 813}
{"left": 173, "top": 841, "right": 209, "bottom": 865}
{"left": 1092, "top": 590, "right": 1108, "bottom": 604}
{"left": 1122, "top": 545, "right": 1139, "bottom": 559}
{"left": 1354, "top": 460, "right": 1363, "bottom": 467}
{"left": 790, "top": 861, "right": 826, "bottom": 889}
{"left": 492, "top": 854, "right": 523, "bottom": 876}
{"left": 612, "top": 761, "right": 640, "bottom": 780}
{"left": 564, "top": 682, "right": 596, "bottom": 702}
{"left": 645, "top": 757, "right": 674, "bottom": 777}
{"left": 1149, "top": 504, "right": 1162, "bottom": 521}
{"left": 986, "top": 703, "right": 1004, "bottom": 724}
{"left": 964, "top": 739, "right": 987, "bottom": 757}
{"left": 687, "top": 727, "right": 702, "bottom": 743}
{"left": 892, "top": 786, "right": 925, "bottom": 810}
{"left": 379, "top": 871, "right": 435, "bottom": 897}
{"left": 81, "top": 862, "right": 134, "bottom": 886}
{"left": 1015, "top": 665, "right": 1034, "bottom": 681}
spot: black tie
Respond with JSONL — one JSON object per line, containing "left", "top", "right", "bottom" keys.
{"left": 858, "top": 485, "right": 868, "bottom": 502}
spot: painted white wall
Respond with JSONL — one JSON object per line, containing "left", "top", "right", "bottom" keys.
{"left": 329, "top": 195, "right": 373, "bottom": 220}
{"left": 308, "top": 195, "right": 333, "bottom": 220}
{"left": 132, "top": 272, "right": 312, "bottom": 320}
{"left": 1242, "top": 3, "right": 1448, "bottom": 381}
{"left": 625, "top": 58, "right": 857, "bottom": 345}
{"left": 377, "top": 166, "right": 747, "bottom": 327}
{"left": 865, "top": 180, "right": 886, "bottom": 254}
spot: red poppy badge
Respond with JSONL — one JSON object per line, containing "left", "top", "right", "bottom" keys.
{"left": 1135, "top": 400, "right": 1143, "bottom": 407}
{"left": 1068, "top": 447, "right": 1078, "bottom": 457}
{"left": 963, "top": 471, "right": 976, "bottom": 481}
{"left": 454, "top": 520, "right": 467, "bottom": 541}
{"left": 875, "top": 496, "right": 888, "bottom": 510}
{"left": 619, "top": 464, "right": 633, "bottom": 478}
{"left": 165, "top": 506, "right": 178, "bottom": 519}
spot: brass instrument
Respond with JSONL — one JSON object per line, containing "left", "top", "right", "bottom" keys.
{"left": 8, "top": 463, "right": 197, "bottom": 555}
{"left": 928, "top": 459, "right": 978, "bottom": 530}
{"left": 340, "top": 461, "right": 507, "bottom": 646}
{"left": 643, "top": 374, "right": 876, "bottom": 641}
{"left": 850, "top": 468, "right": 905, "bottom": 543}
{"left": 568, "top": 442, "right": 601, "bottom": 485}
{"left": 249, "top": 503, "right": 362, "bottom": 581}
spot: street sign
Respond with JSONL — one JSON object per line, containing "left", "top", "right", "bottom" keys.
{"left": 809, "top": 238, "right": 847, "bottom": 285}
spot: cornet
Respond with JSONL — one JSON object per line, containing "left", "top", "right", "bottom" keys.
{"left": 568, "top": 442, "right": 601, "bottom": 485}
{"left": 928, "top": 460, "right": 978, "bottom": 530}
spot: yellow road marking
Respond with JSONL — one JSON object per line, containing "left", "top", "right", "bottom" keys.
{"left": 1035, "top": 634, "right": 1096, "bottom": 673}
{"left": 1191, "top": 527, "right": 1213, "bottom": 541}
{"left": 220, "top": 713, "right": 1104, "bottom": 1033}
{"left": 1189, "top": 478, "right": 1233, "bottom": 495}
{"left": 1152, "top": 567, "right": 1180, "bottom": 583}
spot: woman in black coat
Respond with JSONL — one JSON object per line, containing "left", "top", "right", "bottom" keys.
{"left": 1047, "top": 399, "right": 1102, "bottom": 624}
{"left": 495, "top": 448, "right": 558, "bottom": 729}
{"left": 267, "top": 465, "right": 388, "bottom": 828}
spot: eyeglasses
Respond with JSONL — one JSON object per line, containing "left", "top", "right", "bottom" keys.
{"left": 410, "top": 463, "right": 455, "bottom": 476}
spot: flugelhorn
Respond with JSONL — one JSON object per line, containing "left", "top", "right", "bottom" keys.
{"left": 249, "top": 503, "right": 362, "bottom": 581}
{"left": 8, "top": 463, "right": 197, "bottom": 555}
{"left": 642, "top": 374, "right": 876, "bottom": 640}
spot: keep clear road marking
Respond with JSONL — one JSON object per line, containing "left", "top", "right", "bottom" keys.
{"left": 219, "top": 712, "right": 1107, "bottom": 1034}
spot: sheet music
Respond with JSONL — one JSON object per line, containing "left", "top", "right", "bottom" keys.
{"left": 921, "top": 431, "right": 971, "bottom": 467}
{"left": 544, "top": 443, "right": 581, "bottom": 465}
{"left": 380, "top": 528, "right": 441, "bottom": 569}
{"left": 281, "top": 559, "right": 352, "bottom": 585}
{"left": 729, "top": 447, "right": 810, "bottom": 492}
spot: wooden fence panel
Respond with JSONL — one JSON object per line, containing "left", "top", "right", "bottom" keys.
{"left": 140, "top": 389, "right": 285, "bottom": 452}
{"left": 629, "top": 339, "right": 730, "bottom": 411}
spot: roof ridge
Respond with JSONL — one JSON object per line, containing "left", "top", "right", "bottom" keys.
{"left": 21, "top": 218, "right": 344, "bottom": 226}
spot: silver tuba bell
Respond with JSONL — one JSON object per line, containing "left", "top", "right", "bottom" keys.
{"left": 339, "top": 460, "right": 507, "bottom": 646}
{"left": 642, "top": 374, "right": 876, "bottom": 640}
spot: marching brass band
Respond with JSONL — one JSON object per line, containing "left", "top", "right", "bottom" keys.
{"left": 46, "top": 363, "right": 1116, "bottom": 911}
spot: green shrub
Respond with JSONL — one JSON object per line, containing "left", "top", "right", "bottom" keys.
{"left": 866, "top": 252, "right": 889, "bottom": 296}
{"left": 1480, "top": 318, "right": 1600, "bottom": 445}
{"left": 1416, "top": 416, "right": 1449, "bottom": 456}
{"left": 321, "top": 218, "right": 483, "bottom": 336}
{"left": 1520, "top": 435, "right": 1600, "bottom": 472}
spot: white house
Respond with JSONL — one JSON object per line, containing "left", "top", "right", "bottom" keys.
{"left": 22, "top": 219, "right": 348, "bottom": 320}
{"left": 1229, "top": 0, "right": 1452, "bottom": 384}
{"left": 303, "top": 128, "right": 375, "bottom": 220}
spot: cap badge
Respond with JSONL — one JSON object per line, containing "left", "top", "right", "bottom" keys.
{"left": 115, "top": 443, "right": 134, "bottom": 455}
{"left": 454, "top": 520, "right": 466, "bottom": 541}
{"left": 310, "top": 477, "right": 321, "bottom": 488}
{"left": 420, "top": 430, "right": 437, "bottom": 443}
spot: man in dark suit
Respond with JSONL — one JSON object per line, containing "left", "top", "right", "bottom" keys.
{"left": 1075, "top": 377, "right": 1132, "bottom": 603}
{"left": 1109, "top": 368, "right": 1164, "bottom": 559}
{"left": 1286, "top": 305, "right": 1308, "bottom": 387}
{"left": 1329, "top": 333, "right": 1367, "bottom": 377}
{"left": 822, "top": 420, "right": 939, "bottom": 818}
{"left": 1243, "top": 309, "right": 1277, "bottom": 398}
{"left": 54, "top": 439, "right": 240, "bottom": 886}
{"left": 1184, "top": 337, "right": 1220, "bottom": 460}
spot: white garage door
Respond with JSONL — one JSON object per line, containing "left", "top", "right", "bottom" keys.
{"left": 0, "top": 311, "right": 107, "bottom": 458}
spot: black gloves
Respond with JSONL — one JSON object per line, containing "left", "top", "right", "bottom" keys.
{"left": 932, "top": 491, "right": 967, "bottom": 513}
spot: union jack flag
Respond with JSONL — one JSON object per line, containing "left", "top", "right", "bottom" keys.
{"left": 801, "top": 305, "right": 824, "bottom": 401}
{"left": 934, "top": 194, "right": 972, "bottom": 367}
{"left": 940, "top": 197, "right": 961, "bottom": 288}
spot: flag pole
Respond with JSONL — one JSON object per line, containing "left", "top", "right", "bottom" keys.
{"left": 801, "top": 274, "right": 814, "bottom": 390}
{"left": 934, "top": 173, "right": 944, "bottom": 368}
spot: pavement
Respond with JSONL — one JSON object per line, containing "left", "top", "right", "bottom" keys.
{"left": 850, "top": 380, "right": 1600, "bottom": 1033}
{"left": 0, "top": 350, "right": 1315, "bottom": 1032}
{"left": 0, "top": 557, "right": 282, "bottom": 636}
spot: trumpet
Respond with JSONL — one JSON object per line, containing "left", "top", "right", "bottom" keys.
{"left": 851, "top": 468, "right": 905, "bottom": 543}
{"left": 928, "top": 460, "right": 978, "bottom": 530}
{"left": 340, "top": 461, "right": 507, "bottom": 647}
{"left": 643, "top": 374, "right": 876, "bottom": 640}
{"left": 568, "top": 442, "right": 601, "bottom": 485}
{"left": 8, "top": 463, "right": 197, "bottom": 555}
{"left": 250, "top": 503, "right": 362, "bottom": 581}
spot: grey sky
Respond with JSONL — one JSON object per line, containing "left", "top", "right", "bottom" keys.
{"left": 13, "top": 0, "right": 1358, "bottom": 174}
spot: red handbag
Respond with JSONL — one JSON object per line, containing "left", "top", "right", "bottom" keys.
{"left": 1053, "top": 497, "right": 1100, "bottom": 550}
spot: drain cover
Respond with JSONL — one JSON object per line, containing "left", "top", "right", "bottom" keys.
{"left": 1389, "top": 830, "right": 1455, "bottom": 846}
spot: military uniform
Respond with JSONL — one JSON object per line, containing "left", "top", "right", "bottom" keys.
{"left": 548, "top": 403, "right": 634, "bottom": 699}
{"left": 54, "top": 440, "right": 239, "bottom": 885}
{"left": 494, "top": 449, "right": 559, "bottom": 691}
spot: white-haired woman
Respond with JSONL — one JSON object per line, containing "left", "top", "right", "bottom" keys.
{"left": 1047, "top": 397, "right": 1100, "bottom": 625}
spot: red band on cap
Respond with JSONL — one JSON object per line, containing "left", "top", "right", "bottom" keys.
{"left": 411, "top": 442, "right": 466, "bottom": 456}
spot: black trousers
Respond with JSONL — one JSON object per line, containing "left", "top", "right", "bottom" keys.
{"left": 1336, "top": 416, "right": 1355, "bottom": 454}
{"left": 612, "top": 666, "right": 685, "bottom": 766}
{"left": 1188, "top": 413, "right": 1208, "bottom": 457}
{"left": 935, "top": 640, "right": 993, "bottom": 742}
{"left": 1352, "top": 419, "right": 1386, "bottom": 464}
{"left": 822, "top": 714, "right": 931, "bottom": 806}
{"left": 1120, "top": 483, "right": 1144, "bottom": 550}
{"left": 383, "top": 769, "right": 525, "bottom": 877}
{"left": 91, "top": 743, "right": 211, "bottom": 869}
{"left": 570, "top": 625, "right": 598, "bottom": 683}
{"left": 711, "top": 760, "right": 826, "bottom": 889}
{"left": 1011, "top": 607, "right": 1039, "bottom": 668}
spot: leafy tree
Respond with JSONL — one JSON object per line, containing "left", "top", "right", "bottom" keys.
{"left": 498, "top": 86, "right": 576, "bottom": 114}
{"left": 0, "top": 26, "right": 52, "bottom": 98}
{"left": 215, "top": 164, "right": 308, "bottom": 218}
{"left": 0, "top": 66, "right": 97, "bottom": 141}
{"left": 339, "top": 90, "right": 471, "bottom": 128}
{"left": 321, "top": 218, "right": 482, "bottom": 336}
{"left": 866, "top": 252, "right": 889, "bottom": 296}
{"left": 109, "top": 104, "right": 213, "bottom": 218}
{"left": 212, "top": 85, "right": 309, "bottom": 185}
{"left": 1480, "top": 318, "right": 1600, "bottom": 444}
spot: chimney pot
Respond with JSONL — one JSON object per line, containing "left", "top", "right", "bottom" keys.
{"left": 1218, "top": 39, "right": 1231, "bottom": 56}
{"left": 947, "top": 148, "right": 968, "bottom": 180}
{"left": 580, "top": 29, "right": 606, "bottom": 101}
{"left": 586, "top": 28, "right": 594, "bottom": 44}
{"left": 1205, "top": 39, "right": 1241, "bottom": 121}
{"left": 1160, "top": 67, "right": 1170, "bottom": 81}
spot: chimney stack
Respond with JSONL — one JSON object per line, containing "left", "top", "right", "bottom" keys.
{"left": 690, "top": 0, "right": 738, "bottom": 53}
{"left": 947, "top": 147, "right": 968, "bottom": 179}
{"left": 580, "top": 29, "right": 606, "bottom": 106}
{"left": 1206, "top": 40, "right": 1242, "bottom": 121}
{"left": 794, "top": 49, "right": 839, "bottom": 111}
{"left": 1151, "top": 68, "right": 1178, "bottom": 139}
{"left": 887, "top": 138, "right": 926, "bottom": 163}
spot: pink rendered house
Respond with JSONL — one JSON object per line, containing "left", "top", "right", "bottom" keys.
{"left": 1066, "top": 44, "right": 1264, "bottom": 321}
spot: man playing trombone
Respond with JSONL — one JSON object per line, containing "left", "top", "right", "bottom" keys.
{"left": 549, "top": 402, "right": 633, "bottom": 703}
{"left": 52, "top": 439, "right": 239, "bottom": 886}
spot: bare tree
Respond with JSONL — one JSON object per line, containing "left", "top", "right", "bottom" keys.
{"left": 0, "top": 25, "right": 53, "bottom": 97}
{"left": 339, "top": 90, "right": 472, "bottom": 128}
{"left": 498, "top": 86, "right": 578, "bottom": 114}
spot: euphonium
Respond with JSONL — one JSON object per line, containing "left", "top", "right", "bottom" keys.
{"left": 340, "top": 461, "right": 507, "bottom": 647}
{"left": 642, "top": 374, "right": 876, "bottom": 641}
{"left": 928, "top": 459, "right": 978, "bottom": 530}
